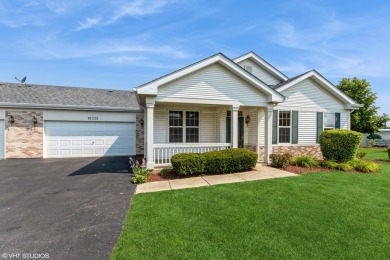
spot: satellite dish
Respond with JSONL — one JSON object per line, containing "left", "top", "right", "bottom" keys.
{"left": 15, "top": 76, "right": 27, "bottom": 84}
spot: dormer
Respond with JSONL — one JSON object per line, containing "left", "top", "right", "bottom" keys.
{"left": 234, "top": 52, "right": 288, "bottom": 86}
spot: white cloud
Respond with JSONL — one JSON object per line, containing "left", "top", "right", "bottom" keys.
{"left": 108, "top": 0, "right": 175, "bottom": 23}
{"left": 21, "top": 36, "right": 192, "bottom": 61}
{"left": 76, "top": 17, "right": 101, "bottom": 31}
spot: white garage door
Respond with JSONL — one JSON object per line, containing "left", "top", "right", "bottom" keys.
{"left": 45, "top": 121, "right": 135, "bottom": 158}
{"left": 0, "top": 120, "right": 4, "bottom": 159}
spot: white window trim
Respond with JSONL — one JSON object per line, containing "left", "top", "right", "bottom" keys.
{"left": 278, "top": 110, "right": 292, "bottom": 144}
{"left": 168, "top": 110, "right": 200, "bottom": 143}
{"left": 323, "top": 112, "right": 335, "bottom": 130}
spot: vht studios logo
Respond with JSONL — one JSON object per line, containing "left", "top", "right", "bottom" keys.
{"left": 2, "top": 253, "right": 49, "bottom": 259}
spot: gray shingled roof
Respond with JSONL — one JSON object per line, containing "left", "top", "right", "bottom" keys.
{"left": 271, "top": 70, "right": 312, "bottom": 89}
{"left": 0, "top": 82, "right": 140, "bottom": 110}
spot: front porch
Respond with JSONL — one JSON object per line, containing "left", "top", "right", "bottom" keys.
{"left": 135, "top": 54, "right": 285, "bottom": 169}
{"left": 145, "top": 102, "right": 274, "bottom": 169}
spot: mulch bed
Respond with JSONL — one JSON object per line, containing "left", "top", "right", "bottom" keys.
{"left": 284, "top": 165, "right": 334, "bottom": 174}
{"left": 147, "top": 161, "right": 385, "bottom": 182}
{"left": 146, "top": 166, "right": 333, "bottom": 182}
{"left": 147, "top": 170, "right": 197, "bottom": 182}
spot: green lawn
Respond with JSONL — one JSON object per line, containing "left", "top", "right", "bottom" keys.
{"left": 111, "top": 149, "right": 390, "bottom": 259}
{"left": 358, "top": 147, "right": 388, "bottom": 161}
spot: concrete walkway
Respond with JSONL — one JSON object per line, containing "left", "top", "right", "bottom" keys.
{"left": 136, "top": 164, "right": 298, "bottom": 194}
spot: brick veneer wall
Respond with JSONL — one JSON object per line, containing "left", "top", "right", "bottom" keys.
{"left": 272, "top": 145, "right": 323, "bottom": 160}
{"left": 5, "top": 111, "right": 43, "bottom": 158}
{"left": 136, "top": 114, "right": 144, "bottom": 157}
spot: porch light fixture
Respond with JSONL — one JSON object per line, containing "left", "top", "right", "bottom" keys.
{"left": 9, "top": 115, "right": 15, "bottom": 124}
{"left": 245, "top": 115, "right": 251, "bottom": 125}
{"left": 32, "top": 116, "right": 38, "bottom": 125}
{"left": 140, "top": 118, "right": 144, "bottom": 126}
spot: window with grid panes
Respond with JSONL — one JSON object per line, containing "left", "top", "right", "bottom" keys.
{"left": 278, "top": 111, "right": 291, "bottom": 143}
{"left": 169, "top": 111, "right": 199, "bottom": 143}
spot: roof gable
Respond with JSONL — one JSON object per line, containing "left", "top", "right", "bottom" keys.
{"left": 136, "top": 53, "right": 284, "bottom": 103}
{"left": 275, "top": 70, "right": 361, "bottom": 108}
{"left": 157, "top": 63, "right": 268, "bottom": 106}
{"left": 233, "top": 52, "right": 288, "bottom": 82}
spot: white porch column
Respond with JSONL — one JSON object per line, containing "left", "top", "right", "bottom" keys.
{"left": 264, "top": 106, "right": 273, "bottom": 164}
{"left": 232, "top": 105, "right": 239, "bottom": 148}
{"left": 146, "top": 102, "right": 155, "bottom": 170}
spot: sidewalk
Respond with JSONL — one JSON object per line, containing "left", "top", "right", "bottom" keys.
{"left": 135, "top": 164, "right": 298, "bottom": 194}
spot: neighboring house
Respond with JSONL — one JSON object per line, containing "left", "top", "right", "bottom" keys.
{"left": 361, "top": 129, "right": 390, "bottom": 147}
{"left": 0, "top": 51, "right": 362, "bottom": 169}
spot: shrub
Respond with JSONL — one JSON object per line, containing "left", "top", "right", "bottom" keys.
{"left": 171, "top": 148, "right": 257, "bottom": 176}
{"left": 356, "top": 152, "right": 367, "bottom": 159}
{"left": 159, "top": 168, "right": 171, "bottom": 175}
{"left": 319, "top": 129, "right": 363, "bottom": 162}
{"left": 336, "top": 163, "right": 353, "bottom": 172}
{"left": 130, "top": 157, "right": 149, "bottom": 184}
{"left": 290, "top": 156, "right": 319, "bottom": 167}
{"left": 171, "top": 153, "right": 206, "bottom": 176}
{"left": 388, "top": 148, "right": 390, "bottom": 160}
{"left": 320, "top": 160, "right": 338, "bottom": 169}
{"left": 348, "top": 159, "right": 381, "bottom": 173}
{"left": 269, "top": 152, "right": 292, "bottom": 169}
{"left": 132, "top": 174, "right": 147, "bottom": 184}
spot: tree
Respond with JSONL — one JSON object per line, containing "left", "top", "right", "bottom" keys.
{"left": 336, "top": 77, "right": 389, "bottom": 134}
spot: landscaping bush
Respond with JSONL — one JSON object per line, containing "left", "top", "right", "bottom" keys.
{"left": 336, "top": 163, "right": 353, "bottom": 172}
{"left": 319, "top": 129, "right": 363, "bottom": 162}
{"left": 269, "top": 152, "right": 292, "bottom": 169}
{"left": 132, "top": 174, "right": 147, "bottom": 184}
{"left": 290, "top": 156, "right": 319, "bottom": 167}
{"left": 159, "top": 168, "right": 171, "bottom": 175}
{"left": 320, "top": 160, "right": 338, "bottom": 169}
{"left": 388, "top": 148, "right": 390, "bottom": 160}
{"left": 348, "top": 159, "right": 381, "bottom": 173}
{"left": 171, "top": 153, "right": 206, "bottom": 176}
{"left": 171, "top": 148, "right": 257, "bottom": 176}
{"left": 130, "top": 157, "right": 149, "bottom": 184}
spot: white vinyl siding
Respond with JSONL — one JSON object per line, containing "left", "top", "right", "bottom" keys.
{"left": 200, "top": 111, "right": 217, "bottom": 143}
{"left": 238, "top": 60, "right": 282, "bottom": 86}
{"left": 0, "top": 120, "right": 4, "bottom": 159}
{"left": 154, "top": 109, "right": 167, "bottom": 144}
{"left": 277, "top": 78, "right": 345, "bottom": 110}
{"left": 244, "top": 109, "right": 258, "bottom": 147}
{"left": 158, "top": 64, "right": 268, "bottom": 106}
{"left": 258, "top": 109, "right": 265, "bottom": 146}
{"left": 45, "top": 121, "right": 135, "bottom": 157}
{"left": 154, "top": 106, "right": 219, "bottom": 144}
{"left": 340, "top": 113, "right": 348, "bottom": 129}
{"left": 298, "top": 112, "right": 317, "bottom": 144}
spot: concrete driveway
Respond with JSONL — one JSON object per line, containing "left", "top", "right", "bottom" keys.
{"left": 0, "top": 157, "right": 135, "bottom": 260}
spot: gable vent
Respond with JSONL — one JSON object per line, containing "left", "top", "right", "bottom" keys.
{"left": 243, "top": 65, "right": 253, "bottom": 73}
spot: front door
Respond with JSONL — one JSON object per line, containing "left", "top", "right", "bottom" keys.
{"left": 238, "top": 116, "right": 244, "bottom": 148}
{"left": 226, "top": 111, "right": 244, "bottom": 148}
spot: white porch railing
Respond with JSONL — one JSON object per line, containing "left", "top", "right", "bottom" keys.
{"left": 153, "top": 143, "right": 232, "bottom": 166}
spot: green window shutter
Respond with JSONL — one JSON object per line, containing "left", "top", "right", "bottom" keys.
{"left": 272, "top": 110, "right": 278, "bottom": 144}
{"left": 316, "top": 112, "right": 323, "bottom": 143}
{"left": 226, "top": 116, "right": 231, "bottom": 143}
{"left": 292, "top": 111, "right": 298, "bottom": 144}
{"left": 335, "top": 113, "right": 341, "bottom": 129}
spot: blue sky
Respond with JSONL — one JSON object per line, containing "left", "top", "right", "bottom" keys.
{"left": 1, "top": 0, "right": 389, "bottom": 114}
